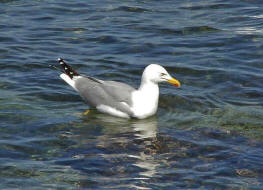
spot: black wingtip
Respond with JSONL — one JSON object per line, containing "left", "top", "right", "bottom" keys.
{"left": 58, "top": 58, "right": 64, "bottom": 64}
{"left": 49, "top": 64, "right": 64, "bottom": 72}
{"left": 57, "top": 58, "right": 79, "bottom": 79}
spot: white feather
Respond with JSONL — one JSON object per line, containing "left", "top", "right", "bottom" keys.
{"left": 60, "top": 73, "right": 78, "bottom": 91}
{"left": 96, "top": 104, "right": 130, "bottom": 118}
{"left": 131, "top": 83, "right": 159, "bottom": 119}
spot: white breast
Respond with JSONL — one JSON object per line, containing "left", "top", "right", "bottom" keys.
{"left": 131, "top": 85, "right": 159, "bottom": 119}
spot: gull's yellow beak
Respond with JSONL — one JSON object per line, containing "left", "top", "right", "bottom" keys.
{"left": 167, "top": 77, "right": 181, "bottom": 87}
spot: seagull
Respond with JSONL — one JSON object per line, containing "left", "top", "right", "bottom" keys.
{"left": 57, "top": 58, "right": 180, "bottom": 119}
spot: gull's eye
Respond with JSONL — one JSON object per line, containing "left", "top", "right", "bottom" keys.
{"left": 160, "top": 73, "right": 167, "bottom": 77}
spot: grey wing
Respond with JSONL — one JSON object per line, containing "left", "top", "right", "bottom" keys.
{"left": 74, "top": 76, "right": 106, "bottom": 107}
{"left": 74, "top": 77, "right": 135, "bottom": 115}
{"left": 102, "top": 81, "right": 135, "bottom": 106}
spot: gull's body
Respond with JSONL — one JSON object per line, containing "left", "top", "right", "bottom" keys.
{"left": 58, "top": 58, "right": 180, "bottom": 119}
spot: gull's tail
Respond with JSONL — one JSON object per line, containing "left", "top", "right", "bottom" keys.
{"left": 58, "top": 58, "right": 79, "bottom": 91}
{"left": 58, "top": 58, "right": 79, "bottom": 79}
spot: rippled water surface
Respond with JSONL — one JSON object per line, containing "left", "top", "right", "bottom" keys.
{"left": 1, "top": 0, "right": 263, "bottom": 189}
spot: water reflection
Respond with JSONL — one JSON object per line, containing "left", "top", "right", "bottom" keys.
{"left": 131, "top": 118, "right": 157, "bottom": 139}
{"left": 79, "top": 111, "right": 159, "bottom": 140}
{"left": 61, "top": 113, "right": 164, "bottom": 182}
{"left": 130, "top": 118, "right": 159, "bottom": 179}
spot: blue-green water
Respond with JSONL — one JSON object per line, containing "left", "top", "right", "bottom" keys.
{"left": 1, "top": 0, "right": 263, "bottom": 189}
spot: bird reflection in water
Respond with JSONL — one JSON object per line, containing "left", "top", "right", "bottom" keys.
{"left": 62, "top": 113, "right": 169, "bottom": 186}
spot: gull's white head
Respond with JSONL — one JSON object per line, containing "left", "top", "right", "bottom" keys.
{"left": 142, "top": 64, "right": 181, "bottom": 87}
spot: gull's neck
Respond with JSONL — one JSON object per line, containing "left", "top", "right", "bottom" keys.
{"left": 131, "top": 78, "right": 159, "bottom": 119}
{"left": 138, "top": 78, "right": 159, "bottom": 94}
{"left": 137, "top": 80, "right": 159, "bottom": 106}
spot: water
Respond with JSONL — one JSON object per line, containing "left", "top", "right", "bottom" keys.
{"left": 1, "top": 0, "right": 263, "bottom": 189}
